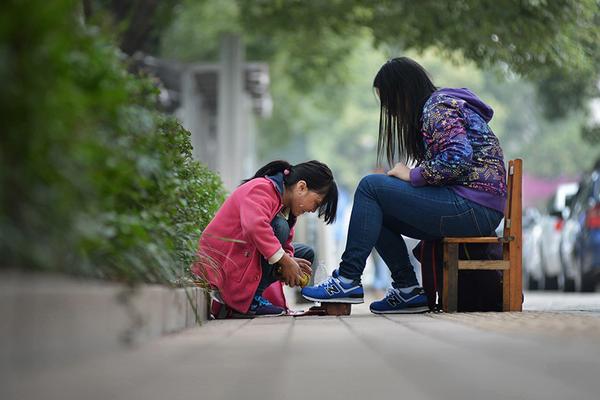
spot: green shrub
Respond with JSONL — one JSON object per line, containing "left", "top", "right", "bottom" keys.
{"left": 0, "top": 0, "right": 225, "bottom": 284}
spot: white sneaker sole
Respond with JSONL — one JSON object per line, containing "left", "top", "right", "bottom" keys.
{"left": 370, "top": 305, "right": 430, "bottom": 314}
{"left": 231, "top": 310, "right": 286, "bottom": 319}
{"left": 254, "top": 311, "right": 286, "bottom": 318}
{"left": 302, "top": 295, "right": 364, "bottom": 304}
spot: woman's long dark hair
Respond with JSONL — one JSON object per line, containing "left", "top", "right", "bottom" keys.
{"left": 373, "top": 57, "right": 437, "bottom": 166}
{"left": 243, "top": 160, "right": 338, "bottom": 224}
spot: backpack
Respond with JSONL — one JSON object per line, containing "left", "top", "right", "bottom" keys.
{"left": 413, "top": 240, "right": 503, "bottom": 312}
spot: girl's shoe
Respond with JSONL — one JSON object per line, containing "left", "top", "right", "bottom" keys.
{"left": 215, "top": 295, "right": 286, "bottom": 319}
{"left": 246, "top": 295, "right": 286, "bottom": 317}
{"left": 301, "top": 270, "right": 364, "bottom": 303}
{"left": 369, "top": 287, "right": 429, "bottom": 314}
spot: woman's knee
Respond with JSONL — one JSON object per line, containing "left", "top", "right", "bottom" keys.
{"left": 357, "top": 173, "right": 409, "bottom": 199}
{"left": 357, "top": 173, "right": 384, "bottom": 194}
{"left": 359, "top": 173, "right": 380, "bottom": 187}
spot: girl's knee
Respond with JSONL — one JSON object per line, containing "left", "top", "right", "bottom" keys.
{"left": 270, "top": 216, "right": 290, "bottom": 244}
{"left": 304, "top": 247, "right": 315, "bottom": 263}
{"left": 294, "top": 244, "right": 315, "bottom": 263}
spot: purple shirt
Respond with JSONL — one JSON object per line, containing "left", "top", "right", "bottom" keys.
{"left": 409, "top": 88, "right": 507, "bottom": 213}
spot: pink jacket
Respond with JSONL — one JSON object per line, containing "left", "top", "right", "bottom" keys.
{"left": 192, "top": 177, "right": 294, "bottom": 313}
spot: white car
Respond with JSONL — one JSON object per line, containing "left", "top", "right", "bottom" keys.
{"left": 559, "top": 206, "right": 580, "bottom": 291}
{"left": 522, "top": 208, "right": 544, "bottom": 290}
{"left": 496, "top": 208, "right": 544, "bottom": 290}
{"left": 537, "top": 182, "right": 579, "bottom": 289}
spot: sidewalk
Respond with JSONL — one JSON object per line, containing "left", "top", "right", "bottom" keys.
{"left": 5, "top": 292, "right": 600, "bottom": 400}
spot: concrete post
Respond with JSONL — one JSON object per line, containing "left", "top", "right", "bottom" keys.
{"left": 180, "top": 68, "right": 205, "bottom": 162}
{"left": 217, "top": 34, "right": 245, "bottom": 191}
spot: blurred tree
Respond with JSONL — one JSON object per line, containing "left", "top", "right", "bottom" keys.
{"left": 160, "top": 0, "right": 600, "bottom": 182}
{"left": 82, "top": 0, "right": 181, "bottom": 55}
{"left": 306, "top": 46, "right": 598, "bottom": 186}
{"left": 239, "top": 0, "right": 600, "bottom": 118}
{"left": 532, "top": 7, "right": 600, "bottom": 120}
{"left": 100, "top": 0, "right": 599, "bottom": 120}
{"left": 160, "top": 0, "right": 359, "bottom": 155}
{"left": 1, "top": 0, "right": 225, "bottom": 282}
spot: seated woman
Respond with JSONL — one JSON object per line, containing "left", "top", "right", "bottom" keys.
{"left": 302, "top": 57, "right": 506, "bottom": 314}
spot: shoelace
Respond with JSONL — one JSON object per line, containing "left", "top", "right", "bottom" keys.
{"left": 316, "top": 275, "right": 337, "bottom": 288}
{"left": 253, "top": 296, "right": 272, "bottom": 307}
{"left": 385, "top": 287, "right": 403, "bottom": 301}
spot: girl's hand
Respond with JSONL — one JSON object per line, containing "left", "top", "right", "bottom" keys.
{"left": 278, "top": 254, "right": 303, "bottom": 287}
{"left": 294, "top": 257, "right": 312, "bottom": 277}
{"left": 387, "top": 162, "right": 411, "bottom": 181}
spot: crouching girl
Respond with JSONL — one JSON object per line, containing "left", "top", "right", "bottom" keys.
{"left": 192, "top": 160, "right": 338, "bottom": 318}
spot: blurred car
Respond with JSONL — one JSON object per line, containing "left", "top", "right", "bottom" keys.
{"left": 537, "top": 182, "right": 579, "bottom": 290}
{"left": 494, "top": 208, "right": 543, "bottom": 290}
{"left": 521, "top": 208, "right": 543, "bottom": 290}
{"left": 560, "top": 168, "right": 600, "bottom": 292}
{"left": 559, "top": 202, "right": 578, "bottom": 292}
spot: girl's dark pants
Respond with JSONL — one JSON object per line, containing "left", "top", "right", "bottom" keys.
{"left": 255, "top": 215, "right": 315, "bottom": 296}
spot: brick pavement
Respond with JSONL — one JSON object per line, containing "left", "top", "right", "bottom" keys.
{"left": 5, "top": 290, "right": 600, "bottom": 400}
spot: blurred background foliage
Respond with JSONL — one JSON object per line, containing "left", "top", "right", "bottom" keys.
{"left": 160, "top": 0, "right": 600, "bottom": 188}
{"left": 0, "top": 0, "right": 225, "bottom": 283}
{"left": 238, "top": 0, "right": 600, "bottom": 118}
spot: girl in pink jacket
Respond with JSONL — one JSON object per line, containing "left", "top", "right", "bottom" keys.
{"left": 192, "top": 160, "right": 338, "bottom": 318}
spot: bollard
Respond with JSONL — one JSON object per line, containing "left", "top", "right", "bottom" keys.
{"left": 293, "top": 302, "right": 352, "bottom": 317}
{"left": 323, "top": 303, "right": 352, "bottom": 316}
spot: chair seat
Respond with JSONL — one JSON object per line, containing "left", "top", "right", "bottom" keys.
{"left": 458, "top": 260, "right": 510, "bottom": 270}
{"left": 443, "top": 236, "right": 504, "bottom": 244}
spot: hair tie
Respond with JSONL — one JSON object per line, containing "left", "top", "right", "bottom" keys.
{"left": 283, "top": 169, "right": 290, "bottom": 176}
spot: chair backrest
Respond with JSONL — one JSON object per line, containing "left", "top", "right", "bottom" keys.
{"left": 502, "top": 159, "right": 523, "bottom": 242}
{"left": 502, "top": 159, "right": 523, "bottom": 311}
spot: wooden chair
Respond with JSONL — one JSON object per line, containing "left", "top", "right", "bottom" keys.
{"left": 442, "top": 159, "right": 523, "bottom": 312}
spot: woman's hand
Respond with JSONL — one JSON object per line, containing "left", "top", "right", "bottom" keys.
{"left": 387, "top": 162, "right": 411, "bottom": 181}
{"left": 294, "top": 257, "right": 312, "bottom": 277}
{"left": 278, "top": 254, "right": 303, "bottom": 287}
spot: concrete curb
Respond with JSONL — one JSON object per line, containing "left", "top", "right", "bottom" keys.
{"left": 0, "top": 271, "right": 208, "bottom": 375}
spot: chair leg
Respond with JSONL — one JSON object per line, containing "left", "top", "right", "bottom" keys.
{"left": 509, "top": 244, "right": 523, "bottom": 312}
{"left": 502, "top": 269, "right": 511, "bottom": 311}
{"left": 443, "top": 243, "right": 459, "bottom": 312}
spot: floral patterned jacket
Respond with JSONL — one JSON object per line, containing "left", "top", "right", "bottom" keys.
{"left": 409, "top": 88, "right": 507, "bottom": 213}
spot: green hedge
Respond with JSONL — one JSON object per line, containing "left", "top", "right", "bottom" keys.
{"left": 0, "top": 0, "right": 225, "bottom": 284}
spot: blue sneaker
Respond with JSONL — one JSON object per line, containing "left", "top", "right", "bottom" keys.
{"left": 301, "top": 270, "right": 364, "bottom": 303}
{"left": 370, "top": 287, "right": 429, "bottom": 314}
{"left": 246, "top": 295, "right": 285, "bottom": 317}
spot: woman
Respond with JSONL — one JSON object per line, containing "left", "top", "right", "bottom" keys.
{"left": 302, "top": 57, "right": 506, "bottom": 314}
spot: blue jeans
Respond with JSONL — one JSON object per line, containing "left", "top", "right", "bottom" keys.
{"left": 339, "top": 174, "right": 503, "bottom": 287}
{"left": 256, "top": 215, "right": 315, "bottom": 295}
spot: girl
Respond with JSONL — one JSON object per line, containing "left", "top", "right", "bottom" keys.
{"left": 302, "top": 57, "right": 506, "bottom": 314}
{"left": 193, "top": 160, "right": 338, "bottom": 317}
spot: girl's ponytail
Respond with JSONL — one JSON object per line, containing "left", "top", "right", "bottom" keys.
{"left": 242, "top": 160, "right": 292, "bottom": 184}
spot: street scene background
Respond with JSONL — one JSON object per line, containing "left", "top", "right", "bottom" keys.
{"left": 2, "top": 1, "right": 600, "bottom": 399}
